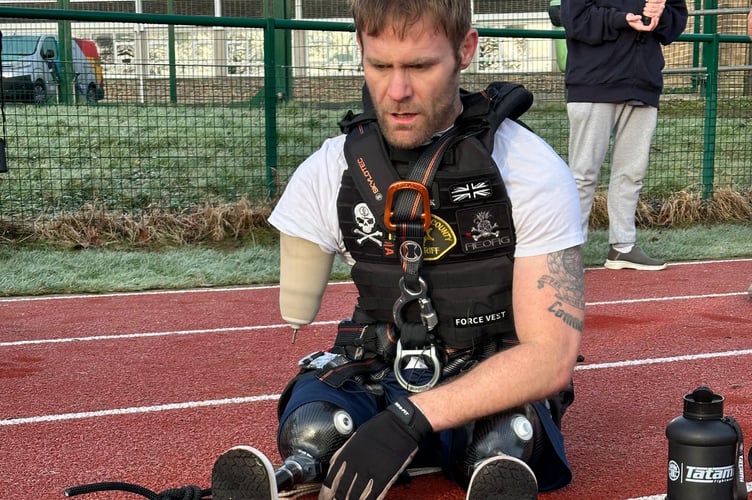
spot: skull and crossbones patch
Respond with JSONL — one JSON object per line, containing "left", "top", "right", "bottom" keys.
{"left": 352, "top": 202, "right": 383, "bottom": 247}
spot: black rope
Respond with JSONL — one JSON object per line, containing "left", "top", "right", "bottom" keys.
{"left": 64, "top": 481, "right": 211, "bottom": 500}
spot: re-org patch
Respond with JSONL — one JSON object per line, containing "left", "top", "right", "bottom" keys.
{"left": 456, "top": 203, "right": 514, "bottom": 254}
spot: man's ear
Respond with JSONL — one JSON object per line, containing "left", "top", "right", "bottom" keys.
{"left": 459, "top": 29, "right": 479, "bottom": 70}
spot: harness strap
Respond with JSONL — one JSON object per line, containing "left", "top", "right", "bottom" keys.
{"left": 317, "top": 357, "right": 387, "bottom": 389}
{"left": 722, "top": 416, "right": 748, "bottom": 500}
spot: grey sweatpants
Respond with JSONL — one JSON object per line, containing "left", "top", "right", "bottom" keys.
{"left": 566, "top": 102, "right": 658, "bottom": 245}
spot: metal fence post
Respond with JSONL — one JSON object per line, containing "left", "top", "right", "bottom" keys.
{"left": 167, "top": 0, "right": 177, "bottom": 103}
{"left": 264, "top": 16, "right": 279, "bottom": 200}
{"left": 701, "top": 2, "right": 720, "bottom": 199}
{"left": 56, "top": 0, "right": 74, "bottom": 105}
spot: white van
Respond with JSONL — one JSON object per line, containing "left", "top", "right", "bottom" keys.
{"left": 1, "top": 34, "right": 103, "bottom": 104}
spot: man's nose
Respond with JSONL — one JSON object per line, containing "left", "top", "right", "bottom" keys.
{"left": 387, "top": 70, "right": 413, "bottom": 102}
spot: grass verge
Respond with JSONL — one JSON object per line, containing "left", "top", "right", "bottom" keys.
{"left": 1, "top": 223, "right": 750, "bottom": 297}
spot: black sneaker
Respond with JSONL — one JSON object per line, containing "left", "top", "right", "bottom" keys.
{"left": 604, "top": 245, "right": 667, "bottom": 271}
{"left": 211, "top": 446, "right": 278, "bottom": 500}
{"left": 466, "top": 454, "right": 538, "bottom": 500}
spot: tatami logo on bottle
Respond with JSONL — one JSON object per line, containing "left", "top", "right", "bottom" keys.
{"left": 670, "top": 460, "right": 734, "bottom": 484}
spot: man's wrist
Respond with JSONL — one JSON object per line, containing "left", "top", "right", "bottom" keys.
{"left": 386, "top": 396, "right": 433, "bottom": 443}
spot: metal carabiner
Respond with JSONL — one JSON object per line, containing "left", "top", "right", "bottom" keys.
{"left": 393, "top": 340, "right": 442, "bottom": 393}
{"left": 383, "top": 180, "right": 432, "bottom": 232}
{"left": 392, "top": 276, "right": 438, "bottom": 331}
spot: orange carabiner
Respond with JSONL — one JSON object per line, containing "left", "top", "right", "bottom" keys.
{"left": 383, "top": 180, "right": 432, "bottom": 232}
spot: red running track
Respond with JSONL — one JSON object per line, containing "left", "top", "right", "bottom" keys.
{"left": 1, "top": 259, "right": 751, "bottom": 499}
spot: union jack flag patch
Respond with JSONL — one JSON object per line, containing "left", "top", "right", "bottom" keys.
{"left": 449, "top": 179, "right": 492, "bottom": 203}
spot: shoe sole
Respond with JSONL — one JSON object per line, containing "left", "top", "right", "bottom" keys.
{"left": 604, "top": 259, "right": 667, "bottom": 271}
{"left": 211, "top": 446, "right": 278, "bottom": 500}
{"left": 466, "top": 455, "right": 538, "bottom": 500}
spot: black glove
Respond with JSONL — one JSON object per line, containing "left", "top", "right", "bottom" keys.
{"left": 319, "top": 396, "right": 432, "bottom": 500}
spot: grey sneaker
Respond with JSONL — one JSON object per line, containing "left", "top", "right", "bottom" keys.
{"left": 466, "top": 454, "right": 538, "bottom": 500}
{"left": 604, "top": 245, "right": 667, "bottom": 271}
{"left": 211, "top": 446, "right": 278, "bottom": 500}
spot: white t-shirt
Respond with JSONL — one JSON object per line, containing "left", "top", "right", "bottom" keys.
{"left": 269, "top": 120, "right": 584, "bottom": 262}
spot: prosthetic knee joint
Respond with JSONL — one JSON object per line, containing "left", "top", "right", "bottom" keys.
{"left": 276, "top": 401, "right": 354, "bottom": 490}
{"left": 461, "top": 404, "right": 543, "bottom": 477}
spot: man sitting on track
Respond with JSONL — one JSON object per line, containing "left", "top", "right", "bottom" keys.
{"left": 209, "top": 1, "right": 584, "bottom": 499}
{"left": 65, "top": 1, "right": 585, "bottom": 499}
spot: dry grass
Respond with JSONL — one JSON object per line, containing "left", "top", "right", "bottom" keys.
{"left": 0, "top": 197, "right": 274, "bottom": 249}
{"left": 589, "top": 188, "right": 752, "bottom": 230}
{"left": 2, "top": 189, "right": 750, "bottom": 248}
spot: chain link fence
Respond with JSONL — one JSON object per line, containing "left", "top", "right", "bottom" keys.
{"left": 0, "top": 2, "right": 751, "bottom": 239}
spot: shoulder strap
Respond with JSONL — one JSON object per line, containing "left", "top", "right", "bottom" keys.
{"left": 341, "top": 81, "right": 534, "bottom": 222}
{"left": 457, "top": 81, "right": 533, "bottom": 151}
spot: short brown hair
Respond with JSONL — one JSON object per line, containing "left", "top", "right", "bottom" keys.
{"left": 350, "top": 0, "right": 472, "bottom": 54}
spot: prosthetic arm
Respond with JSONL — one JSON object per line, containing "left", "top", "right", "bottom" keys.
{"left": 279, "top": 233, "right": 334, "bottom": 332}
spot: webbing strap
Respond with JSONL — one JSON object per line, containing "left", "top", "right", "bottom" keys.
{"left": 392, "top": 125, "right": 467, "bottom": 278}
{"left": 722, "top": 416, "right": 748, "bottom": 500}
{"left": 342, "top": 121, "right": 399, "bottom": 227}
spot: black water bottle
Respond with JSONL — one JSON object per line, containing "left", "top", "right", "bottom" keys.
{"left": 666, "top": 386, "right": 746, "bottom": 500}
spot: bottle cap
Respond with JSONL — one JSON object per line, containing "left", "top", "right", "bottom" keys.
{"left": 683, "top": 386, "right": 724, "bottom": 420}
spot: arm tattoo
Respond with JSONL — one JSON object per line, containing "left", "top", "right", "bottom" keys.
{"left": 537, "top": 247, "right": 585, "bottom": 331}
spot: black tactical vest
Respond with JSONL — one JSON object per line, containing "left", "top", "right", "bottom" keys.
{"left": 337, "top": 82, "right": 533, "bottom": 350}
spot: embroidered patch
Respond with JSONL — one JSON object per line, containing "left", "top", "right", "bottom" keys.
{"left": 453, "top": 309, "right": 509, "bottom": 328}
{"left": 449, "top": 179, "right": 492, "bottom": 203}
{"left": 352, "top": 202, "right": 384, "bottom": 248}
{"left": 456, "top": 203, "right": 514, "bottom": 254}
{"left": 423, "top": 215, "right": 457, "bottom": 261}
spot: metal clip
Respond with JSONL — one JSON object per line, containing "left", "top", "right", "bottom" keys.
{"left": 393, "top": 340, "right": 441, "bottom": 392}
{"left": 392, "top": 276, "right": 438, "bottom": 331}
{"left": 417, "top": 296, "right": 438, "bottom": 331}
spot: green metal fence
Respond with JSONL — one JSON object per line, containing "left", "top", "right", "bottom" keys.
{"left": 0, "top": 5, "right": 751, "bottom": 229}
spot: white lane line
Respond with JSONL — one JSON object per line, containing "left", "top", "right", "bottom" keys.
{"left": 0, "top": 257, "right": 749, "bottom": 304}
{"left": 0, "top": 394, "right": 280, "bottom": 426}
{"left": 2, "top": 290, "right": 745, "bottom": 347}
{"left": 0, "top": 281, "right": 354, "bottom": 303}
{"left": 0, "top": 320, "right": 340, "bottom": 347}
{"left": 588, "top": 291, "right": 746, "bottom": 306}
{"left": 626, "top": 482, "right": 752, "bottom": 500}
{"left": 575, "top": 348, "right": 752, "bottom": 371}
{"left": 3, "top": 347, "right": 751, "bottom": 427}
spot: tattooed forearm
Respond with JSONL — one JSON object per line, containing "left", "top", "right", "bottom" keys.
{"left": 547, "top": 301, "right": 584, "bottom": 332}
{"left": 537, "top": 246, "right": 585, "bottom": 331}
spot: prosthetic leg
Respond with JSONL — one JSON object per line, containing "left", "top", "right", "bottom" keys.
{"left": 275, "top": 401, "right": 354, "bottom": 490}
{"left": 211, "top": 402, "right": 354, "bottom": 499}
{"left": 460, "top": 405, "right": 543, "bottom": 500}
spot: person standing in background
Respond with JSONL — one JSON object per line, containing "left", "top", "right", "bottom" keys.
{"left": 560, "top": 0, "right": 688, "bottom": 270}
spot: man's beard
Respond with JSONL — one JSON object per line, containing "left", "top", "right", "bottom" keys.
{"left": 376, "top": 97, "right": 457, "bottom": 150}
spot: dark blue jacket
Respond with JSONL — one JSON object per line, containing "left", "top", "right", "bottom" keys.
{"left": 560, "top": 0, "right": 688, "bottom": 107}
